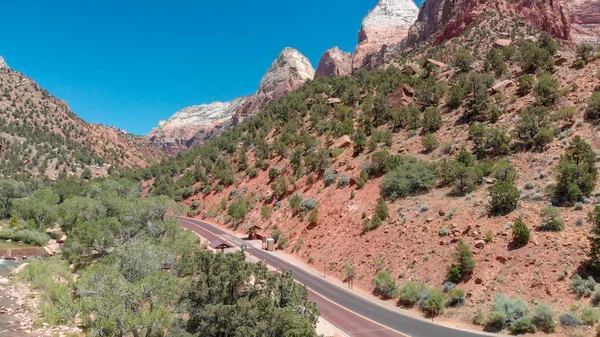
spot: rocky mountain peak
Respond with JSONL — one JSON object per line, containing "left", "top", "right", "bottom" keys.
{"left": 257, "top": 47, "right": 315, "bottom": 97}
{"left": 353, "top": 0, "right": 419, "bottom": 71}
{"left": 359, "top": 0, "right": 420, "bottom": 42}
{"left": 315, "top": 47, "right": 353, "bottom": 78}
{"left": 0, "top": 56, "right": 10, "bottom": 70}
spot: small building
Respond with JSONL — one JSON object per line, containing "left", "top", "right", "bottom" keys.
{"left": 243, "top": 223, "right": 263, "bottom": 240}
{"left": 210, "top": 239, "right": 234, "bottom": 253}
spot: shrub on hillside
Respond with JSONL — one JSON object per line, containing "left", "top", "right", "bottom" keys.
{"left": 308, "top": 208, "right": 318, "bottom": 225}
{"left": 517, "top": 74, "right": 535, "bottom": 95}
{"left": 491, "top": 159, "right": 516, "bottom": 183}
{"left": 531, "top": 304, "right": 556, "bottom": 333}
{"left": 489, "top": 181, "right": 520, "bottom": 215}
{"left": 484, "top": 48, "right": 507, "bottom": 75}
{"left": 512, "top": 217, "right": 530, "bottom": 246}
{"left": 577, "top": 43, "right": 594, "bottom": 61}
{"left": 288, "top": 193, "right": 303, "bottom": 212}
{"left": 452, "top": 49, "right": 475, "bottom": 72}
{"left": 323, "top": 168, "right": 337, "bottom": 187}
{"left": 421, "top": 289, "right": 445, "bottom": 316}
{"left": 517, "top": 40, "right": 554, "bottom": 73}
{"left": 421, "top": 134, "right": 439, "bottom": 152}
{"left": 534, "top": 73, "right": 559, "bottom": 107}
{"left": 372, "top": 270, "right": 397, "bottom": 298}
{"left": 540, "top": 206, "right": 564, "bottom": 231}
{"left": 398, "top": 282, "right": 432, "bottom": 307}
{"left": 380, "top": 157, "right": 438, "bottom": 200}
{"left": 446, "top": 239, "right": 475, "bottom": 283}
{"left": 422, "top": 107, "right": 443, "bottom": 133}
{"left": 570, "top": 274, "right": 597, "bottom": 298}
{"left": 510, "top": 317, "right": 536, "bottom": 334}
{"left": 446, "top": 288, "right": 465, "bottom": 307}
{"left": 580, "top": 306, "right": 600, "bottom": 325}
{"left": 447, "top": 84, "right": 465, "bottom": 110}
{"left": 299, "top": 198, "right": 317, "bottom": 213}
{"left": 374, "top": 197, "right": 389, "bottom": 221}
{"left": 553, "top": 136, "right": 597, "bottom": 206}
{"left": 486, "top": 311, "right": 507, "bottom": 332}
{"left": 337, "top": 174, "right": 350, "bottom": 188}
{"left": 586, "top": 92, "right": 600, "bottom": 120}
{"left": 492, "top": 294, "right": 529, "bottom": 326}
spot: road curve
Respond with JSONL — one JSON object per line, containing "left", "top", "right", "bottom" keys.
{"left": 179, "top": 217, "right": 492, "bottom": 337}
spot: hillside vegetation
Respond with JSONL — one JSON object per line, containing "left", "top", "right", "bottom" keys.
{"left": 0, "top": 68, "right": 162, "bottom": 180}
{"left": 133, "top": 15, "right": 600, "bottom": 335}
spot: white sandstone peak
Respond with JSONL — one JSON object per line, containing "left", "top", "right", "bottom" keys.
{"left": 160, "top": 97, "right": 248, "bottom": 127}
{"left": 0, "top": 57, "right": 9, "bottom": 70}
{"left": 257, "top": 47, "right": 315, "bottom": 96}
{"left": 362, "top": 0, "right": 420, "bottom": 29}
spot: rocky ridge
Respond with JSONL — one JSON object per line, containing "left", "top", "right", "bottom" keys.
{"left": 151, "top": 48, "right": 315, "bottom": 152}
{"left": 569, "top": 0, "right": 600, "bottom": 46}
{"left": 403, "top": 0, "right": 571, "bottom": 47}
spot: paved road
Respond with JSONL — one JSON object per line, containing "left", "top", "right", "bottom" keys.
{"left": 179, "top": 217, "right": 492, "bottom": 337}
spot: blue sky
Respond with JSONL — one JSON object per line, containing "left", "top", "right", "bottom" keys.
{"left": 0, "top": 0, "right": 423, "bottom": 135}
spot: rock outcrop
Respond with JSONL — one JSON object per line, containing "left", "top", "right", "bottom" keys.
{"left": 150, "top": 48, "right": 315, "bottom": 151}
{"left": 315, "top": 47, "right": 353, "bottom": 78}
{"left": 236, "top": 48, "right": 315, "bottom": 118}
{"left": 148, "top": 98, "right": 248, "bottom": 153}
{"left": 353, "top": 0, "right": 419, "bottom": 70}
{"left": 569, "top": 0, "right": 600, "bottom": 46}
{"left": 0, "top": 57, "right": 9, "bottom": 70}
{"left": 403, "top": 0, "right": 571, "bottom": 47}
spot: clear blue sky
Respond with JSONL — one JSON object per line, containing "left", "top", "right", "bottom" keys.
{"left": 0, "top": 0, "right": 423, "bottom": 135}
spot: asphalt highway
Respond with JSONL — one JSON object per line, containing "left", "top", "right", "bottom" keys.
{"left": 179, "top": 216, "right": 493, "bottom": 337}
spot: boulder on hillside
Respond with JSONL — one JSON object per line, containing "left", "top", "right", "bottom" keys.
{"left": 388, "top": 84, "right": 416, "bottom": 109}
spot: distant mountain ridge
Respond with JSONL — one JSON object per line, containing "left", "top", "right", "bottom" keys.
{"left": 149, "top": 47, "right": 315, "bottom": 153}
{"left": 0, "top": 61, "right": 162, "bottom": 179}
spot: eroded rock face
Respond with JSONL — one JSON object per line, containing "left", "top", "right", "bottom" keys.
{"left": 150, "top": 48, "right": 314, "bottom": 151}
{"left": 569, "top": 0, "right": 600, "bottom": 46}
{"left": 148, "top": 98, "right": 248, "bottom": 153}
{"left": 403, "top": 0, "right": 571, "bottom": 47}
{"left": 235, "top": 47, "right": 315, "bottom": 119}
{"left": 353, "top": 0, "right": 419, "bottom": 70}
{"left": 315, "top": 47, "right": 353, "bottom": 77}
{"left": 0, "top": 57, "right": 9, "bottom": 70}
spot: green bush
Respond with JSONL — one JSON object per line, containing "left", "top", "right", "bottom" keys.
{"left": 268, "top": 167, "right": 280, "bottom": 180}
{"left": 517, "top": 74, "right": 535, "bottom": 94}
{"left": 571, "top": 274, "right": 597, "bottom": 297}
{"left": 539, "top": 206, "right": 564, "bottom": 231}
{"left": 308, "top": 208, "right": 318, "bottom": 225}
{"left": 288, "top": 193, "right": 303, "bottom": 212}
{"left": 517, "top": 40, "right": 553, "bottom": 73}
{"left": 484, "top": 48, "right": 507, "bottom": 75}
{"left": 447, "top": 240, "right": 475, "bottom": 282}
{"left": 537, "top": 32, "right": 558, "bottom": 55}
{"left": 398, "top": 281, "right": 432, "bottom": 307}
{"left": 580, "top": 306, "right": 600, "bottom": 325}
{"left": 447, "top": 85, "right": 465, "bottom": 110}
{"left": 380, "top": 157, "right": 438, "bottom": 200}
{"left": 491, "top": 159, "right": 516, "bottom": 183}
{"left": 587, "top": 92, "right": 600, "bottom": 120}
{"left": 510, "top": 317, "right": 536, "bottom": 334}
{"left": 446, "top": 288, "right": 465, "bottom": 307}
{"left": 531, "top": 304, "right": 556, "bottom": 333}
{"left": 512, "top": 217, "right": 530, "bottom": 246}
{"left": 0, "top": 228, "right": 50, "bottom": 246}
{"left": 422, "top": 289, "right": 445, "bottom": 316}
{"left": 553, "top": 136, "right": 597, "bottom": 205}
{"left": 452, "top": 49, "right": 475, "bottom": 72}
{"left": 489, "top": 181, "right": 520, "bottom": 215}
{"left": 534, "top": 73, "right": 559, "bottom": 107}
{"left": 492, "top": 294, "right": 529, "bottom": 325}
{"left": 486, "top": 311, "right": 507, "bottom": 332}
{"left": 372, "top": 270, "right": 397, "bottom": 298}
{"left": 577, "top": 43, "right": 594, "bottom": 61}
{"left": 421, "top": 134, "right": 440, "bottom": 152}
{"left": 374, "top": 197, "right": 389, "bottom": 221}
{"left": 446, "top": 264, "right": 462, "bottom": 283}
{"left": 422, "top": 107, "right": 443, "bottom": 133}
